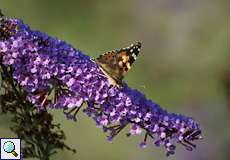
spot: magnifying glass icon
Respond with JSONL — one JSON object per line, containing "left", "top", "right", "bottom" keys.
{"left": 3, "top": 141, "right": 18, "bottom": 157}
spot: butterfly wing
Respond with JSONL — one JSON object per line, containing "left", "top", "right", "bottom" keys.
{"left": 96, "top": 41, "right": 141, "bottom": 86}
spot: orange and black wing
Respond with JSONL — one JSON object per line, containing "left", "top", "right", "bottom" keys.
{"left": 96, "top": 41, "right": 141, "bottom": 86}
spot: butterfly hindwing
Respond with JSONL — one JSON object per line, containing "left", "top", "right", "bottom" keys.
{"left": 96, "top": 41, "right": 141, "bottom": 87}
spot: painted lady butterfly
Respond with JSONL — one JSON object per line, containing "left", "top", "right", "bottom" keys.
{"left": 96, "top": 41, "right": 142, "bottom": 87}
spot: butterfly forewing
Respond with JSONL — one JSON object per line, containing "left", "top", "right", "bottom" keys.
{"left": 96, "top": 41, "right": 141, "bottom": 87}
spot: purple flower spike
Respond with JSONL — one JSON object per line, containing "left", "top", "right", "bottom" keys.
{"left": 0, "top": 15, "right": 202, "bottom": 156}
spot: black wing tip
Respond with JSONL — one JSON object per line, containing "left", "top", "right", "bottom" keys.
{"left": 124, "top": 41, "right": 142, "bottom": 50}
{"left": 134, "top": 41, "right": 142, "bottom": 48}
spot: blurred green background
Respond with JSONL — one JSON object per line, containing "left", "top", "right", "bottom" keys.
{"left": 0, "top": 0, "right": 230, "bottom": 159}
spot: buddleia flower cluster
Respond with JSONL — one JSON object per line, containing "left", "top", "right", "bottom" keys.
{"left": 0, "top": 13, "right": 202, "bottom": 156}
{"left": 0, "top": 12, "right": 76, "bottom": 159}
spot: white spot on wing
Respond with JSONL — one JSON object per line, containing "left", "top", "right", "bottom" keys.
{"left": 132, "top": 53, "right": 137, "bottom": 60}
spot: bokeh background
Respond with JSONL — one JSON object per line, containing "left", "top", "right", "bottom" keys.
{"left": 0, "top": 0, "right": 230, "bottom": 159}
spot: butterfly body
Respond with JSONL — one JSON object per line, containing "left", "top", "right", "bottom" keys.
{"left": 96, "top": 41, "right": 141, "bottom": 87}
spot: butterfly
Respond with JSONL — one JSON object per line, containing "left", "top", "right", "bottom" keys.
{"left": 95, "top": 41, "right": 142, "bottom": 87}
